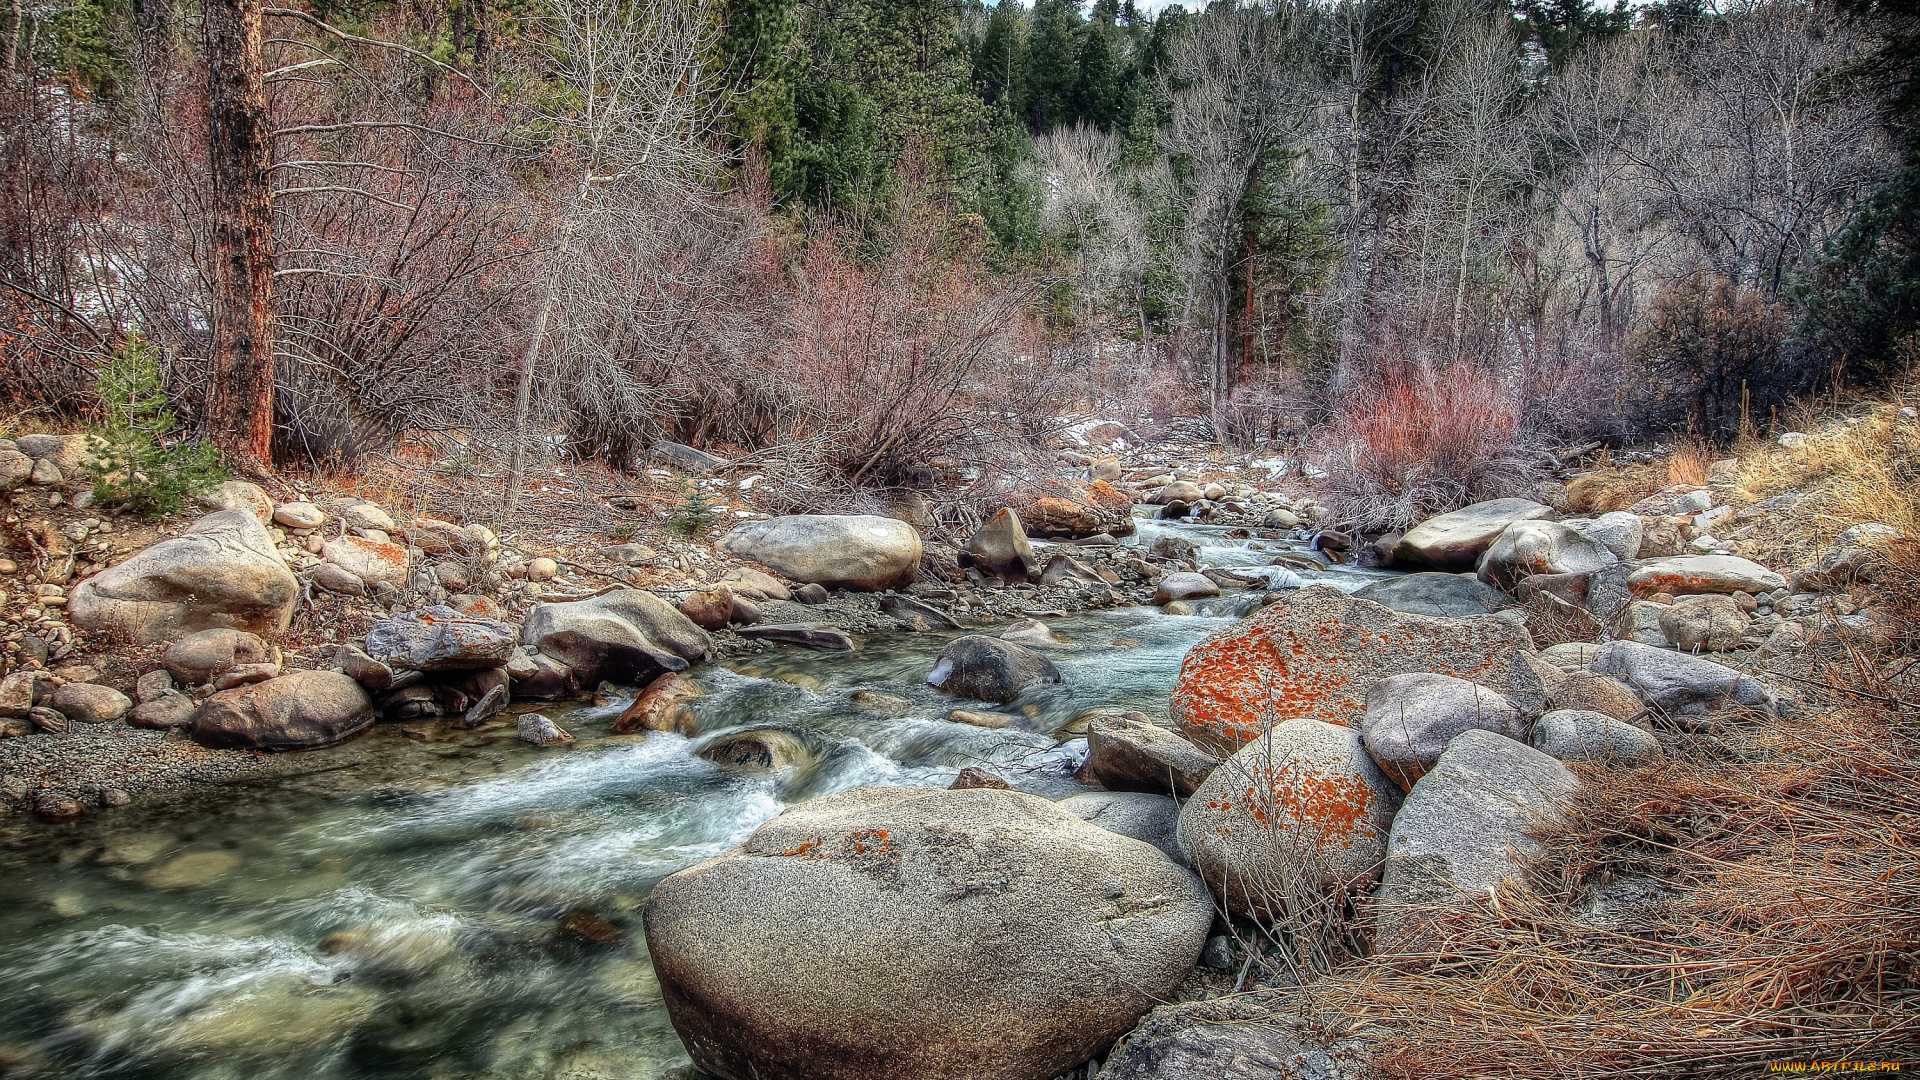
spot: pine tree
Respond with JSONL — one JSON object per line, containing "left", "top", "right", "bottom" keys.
{"left": 1024, "top": 0, "right": 1079, "bottom": 131}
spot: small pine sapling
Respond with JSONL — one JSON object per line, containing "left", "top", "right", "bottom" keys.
{"left": 668, "top": 477, "right": 717, "bottom": 537}
{"left": 90, "top": 334, "right": 229, "bottom": 516}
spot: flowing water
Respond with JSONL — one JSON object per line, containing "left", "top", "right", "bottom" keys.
{"left": 0, "top": 522, "right": 1391, "bottom": 1080}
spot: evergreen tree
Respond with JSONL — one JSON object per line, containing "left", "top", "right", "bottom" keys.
{"left": 722, "top": 0, "right": 802, "bottom": 198}
{"left": 1024, "top": 0, "right": 1080, "bottom": 130}
{"left": 973, "top": 0, "right": 1028, "bottom": 111}
{"left": 1073, "top": 16, "right": 1122, "bottom": 129}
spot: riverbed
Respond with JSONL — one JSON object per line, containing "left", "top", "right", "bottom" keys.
{"left": 0, "top": 522, "right": 1390, "bottom": 1080}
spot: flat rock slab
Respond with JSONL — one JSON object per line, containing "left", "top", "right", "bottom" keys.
{"left": 1391, "top": 499, "right": 1554, "bottom": 572}
{"left": 1627, "top": 555, "right": 1786, "bottom": 597}
{"left": 736, "top": 624, "right": 856, "bottom": 651}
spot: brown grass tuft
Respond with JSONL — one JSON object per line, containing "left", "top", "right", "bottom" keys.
{"left": 1731, "top": 395, "right": 1920, "bottom": 572}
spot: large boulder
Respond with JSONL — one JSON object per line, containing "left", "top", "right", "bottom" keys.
{"left": 718, "top": 515, "right": 921, "bottom": 592}
{"left": 50, "top": 683, "right": 132, "bottom": 723}
{"left": 1019, "top": 482, "right": 1135, "bottom": 539}
{"left": 1098, "top": 998, "right": 1368, "bottom": 1080}
{"left": 927, "top": 634, "right": 1062, "bottom": 703}
{"left": 1796, "top": 523, "right": 1901, "bottom": 590}
{"left": 1626, "top": 555, "right": 1786, "bottom": 597}
{"left": 966, "top": 508, "right": 1039, "bottom": 582}
{"left": 1168, "top": 586, "right": 1533, "bottom": 753}
{"left": 1587, "top": 640, "right": 1773, "bottom": 716}
{"left": 1378, "top": 728, "right": 1579, "bottom": 918}
{"left": 1359, "top": 673, "right": 1527, "bottom": 791}
{"left": 1391, "top": 499, "right": 1555, "bottom": 571}
{"left": 1178, "top": 720, "right": 1403, "bottom": 919}
{"left": 68, "top": 510, "right": 299, "bottom": 644}
{"left": 365, "top": 606, "right": 518, "bottom": 671}
{"left": 643, "top": 786, "right": 1212, "bottom": 1080}
{"left": 1476, "top": 520, "right": 1617, "bottom": 591}
{"left": 1564, "top": 511, "right": 1645, "bottom": 562}
{"left": 191, "top": 670, "right": 374, "bottom": 751}
{"left": 196, "top": 480, "right": 273, "bottom": 523}
{"left": 520, "top": 590, "right": 711, "bottom": 687}
{"left": 1084, "top": 712, "right": 1221, "bottom": 798}
{"left": 1353, "top": 573, "right": 1509, "bottom": 618}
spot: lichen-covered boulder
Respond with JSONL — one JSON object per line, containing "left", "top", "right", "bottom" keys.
{"left": 1169, "top": 586, "right": 1533, "bottom": 753}
{"left": 1627, "top": 555, "right": 1786, "bottom": 597}
{"left": 643, "top": 787, "right": 1212, "bottom": 1080}
{"left": 68, "top": 511, "right": 299, "bottom": 644}
{"left": 1178, "top": 720, "right": 1403, "bottom": 919}
{"left": 1019, "top": 481, "right": 1135, "bottom": 539}
{"left": 365, "top": 606, "right": 517, "bottom": 671}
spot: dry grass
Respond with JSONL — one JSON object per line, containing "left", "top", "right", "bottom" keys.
{"left": 1265, "top": 394, "right": 1920, "bottom": 1076}
{"left": 1731, "top": 393, "right": 1920, "bottom": 571}
{"left": 1565, "top": 439, "right": 1718, "bottom": 514}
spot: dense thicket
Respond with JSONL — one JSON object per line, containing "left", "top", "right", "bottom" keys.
{"left": 1, "top": 0, "right": 1915, "bottom": 517}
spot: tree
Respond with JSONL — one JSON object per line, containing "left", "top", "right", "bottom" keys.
{"left": 1025, "top": 0, "right": 1079, "bottom": 131}
{"left": 201, "top": 0, "right": 275, "bottom": 470}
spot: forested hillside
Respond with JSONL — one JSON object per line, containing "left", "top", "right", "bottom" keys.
{"left": 4, "top": 0, "right": 1916, "bottom": 526}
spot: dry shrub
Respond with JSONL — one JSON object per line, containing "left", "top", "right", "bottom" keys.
{"left": 1732, "top": 394, "right": 1920, "bottom": 571}
{"left": 1564, "top": 440, "right": 1718, "bottom": 514}
{"left": 1314, "top": 361, "right": 1541, "bottom": 531}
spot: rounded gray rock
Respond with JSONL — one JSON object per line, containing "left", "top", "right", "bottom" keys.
{"left": 1360, "top": 673, "right": 1526, "bottom": 790}
{"left": 191, "top": 670, "right": 374, "bottom": 751}
{"left": 718, "top": 515, "right": 921, "bottom": 592}
{"left": 926, "top": 634, "right": 1062, "bottom": 703}
{"left": 1530, "top": 709, "right": 1661, "bottom": 764}
{"left": 644, "top": 786, "right": 1211, "bottom": 1080}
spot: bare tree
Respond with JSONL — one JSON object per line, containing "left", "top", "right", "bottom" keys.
{"left": 503, "top": 0, "right": 731, "bottom": 516}
{"left": 1160, "top": 0, "right": 1316, "bottom": 440}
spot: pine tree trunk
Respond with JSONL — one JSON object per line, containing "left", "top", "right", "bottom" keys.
{"left": 202, "top": 0, "right": 276, "bottom": 469}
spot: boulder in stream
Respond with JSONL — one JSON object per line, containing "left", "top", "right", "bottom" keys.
{"left": 643, "top": 786, "right": 1211, "bottom": 1080}
{"left": 718, "top": 515, "right": 921, "bottom": 592}
{"left": 520, "top": 589, "right": 711, "bottom": 687}
{"left": 926, "top": 634, "right": 1062, "bottom": 703}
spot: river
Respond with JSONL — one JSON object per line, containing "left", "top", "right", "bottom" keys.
{"left": 0, "top": 521, "right": 1391, "bottom": 1080}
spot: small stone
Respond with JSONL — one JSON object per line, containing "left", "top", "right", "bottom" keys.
{"left": 526, "top": 557, "right": 559, "bottom": 582}
{"left": 135, "top": 668, "right": 175, "bottom": 703}
{"left": 518, "top": 713, "right": 573, "bottom": 746}
{"left": 29, "top": 458, "right": 64, "bottom": 485}
{"left": 34, "top": 790, "right": 85, "bottom": 821}
{"left": 950, "top": 766, "right": 1012, "bottom": 790}
{"left": 273, "top": 501, "right": 326, "bottom": 529}
{"left": 99, "top": 787, "right": 131, "bottom": 807}
{"left": 793, "top": 583, "right": 829, "bottom": 605}
{"left": 211, "top": 662, "right": 282, "bottom": 691}
{"left": 948, "top": 708, "right": 1017, "bottom": 729}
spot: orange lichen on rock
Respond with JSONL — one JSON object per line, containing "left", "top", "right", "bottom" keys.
{"left": 1170, "top": 586, "right": 1532, "bottom": 753}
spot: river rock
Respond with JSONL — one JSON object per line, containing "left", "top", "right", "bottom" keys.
{"left": 1359, "top": 673, "right": 1526, "bottom": 790}
{"left": 309, "top": 563, "right": 367, "bottom": 597}
{"left": 505, "top": 649, "right": 578, "bottom": 700}
{"left": 951, "top": 766, "right": 1011, "bottom": 790}
{"left": 1058, "top": 792, "right": 1185, "bottom": 866}
{"left": 520, "top": 589, "right": 711, "bottom": 686}
{"left": 17, "top": 432, "right": 98, "bottom": 473}
{"left": 321, "top": 536, "right": 410, "bottom": 588}
{"left": 1001, "top": 618, "right": 1062, "bottom": 647}
{"left": 1097, "top": 997, "right": 1368, "bottom": 1080}
{"left": 967, "top": 508, "right": 1039, "bottom": 582}
{"left": 1169, "top": 586, "right": 1533, "bottom": 753}
{"left": 1153, "top": 481, "right": 1205, "bottom": 505}
{"left": 50, "top": 683, "right": 132, "bottom": 723}
{"left": 135, "top": 668, "right": 174, "bottom": 703}
{"left": 1378, "top": 729, "right": 1579, "bottom": 920}
{"left": 611, "top": 672, "right": 700, "bottom": 734}
{"left": 720, "top": 567, "right": 792, "bottom": 602}
{"left": 680, "top": 585, "right": 736, "bottom": 631}
{"left": 212, "top": 662, "right": 281, "bottom": 690}
{"left": 1521, "top": 655, "right": 1645, "bottom": 723}
{"left": 163, "top": 627, "right": 270, "bottom": 684}
{"left": 926, "top": 634, "right": 1062, "bottom": 703}
{"left": 191, "top": 670, "right": 374, "bottom": 751}
{"left": 736, "top": 624, "right": 855, "bottom": 650}
{"left": 1040, "top": 553, "right": 1106, "bottom": 587}
{"left": 1019, "top": 482, "right": 1134, "bottom": 539}
{"left": 1627, "top": 555, "right": 1786, "bottom": 597}
{"left": 1612, "top": 600, "right": 1674, "bottom": 647}
{"left": 1476, "top": 520, "right": 1617, "bottom": 591}
{"left": 366, "top": 606, "right": 517, "bottom": 671}
{"left": 0, "top": 448, "right": 33, "bottom": 491}
{"left": 517, "top": 714, "right": 574, "bottom": 747}
{"left": 1796, "top": 523, "right": 1901, "bottom": 590}
{"left": 1530, "top": 709, "right": 1661, "bottom": 764}
{"left": 129, "top": 694, "right": 198, "bottom": 730}
{"left": 68, "top": 511, "right": 299, "bottom": 644}
{"left": 196, "top": 480, "right": 273, "bottom": 523}
{"left": 718, "top": 515, "right": 921, "bottom": 591}
{"left": 274, "top": 501, "right": 326, "bottom": 530}
{"left": 1391, "top": 499, "right": 1555, "bottom": 571}
{"left": 880, "top": 594, "right": 960, "bottom": 631}
{"left": 1084, "top": 712, "right": 1220, "bottom": 798}
{"left": 643, "top": 786, "right": 1211, "bottom": 1080}
{"left": 700, "top": 728, "right": 812, "bottom": 772}
{"left": 0, "top": 671, "right": 40, "bottom": 718}
{"left": 1657, "top": 594, "right": 1748, "bottom": 652}
{"left": 1587, "top": 640, "right": 1773, "bottom": 716}
{"left": 1154, "top": 572, "right": 1219, "bottom": 605}
{"left": 1179, "top": 720, "right": 1403, "bottom": 918}
{"left": 1352, "top": 573, "right": 1509, "bottom": 618}
{"left": 1565, "top": 511, "right": 1644, "bottom": 562}
{"left": 328, "top": 497, "right": 396, "bottom": 532}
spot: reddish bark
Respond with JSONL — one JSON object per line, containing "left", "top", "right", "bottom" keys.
{"left": 202, "top": 0, "right": 276, "bottom": 469}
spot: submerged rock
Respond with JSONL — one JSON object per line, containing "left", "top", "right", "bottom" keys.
{"left": 517, "top": 714, "right": 574, "bottom": 747}
{"left": 643, "top": 786, "right": 1211, "bottom": 1080}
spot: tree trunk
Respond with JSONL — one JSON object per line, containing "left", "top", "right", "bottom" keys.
{"left": 202, "top": 0, "right": 276, "bottom": 469}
